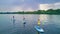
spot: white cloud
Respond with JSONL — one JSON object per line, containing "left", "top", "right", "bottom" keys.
{"left": 54, "top": 2, "right": 60, "bottom": 5}
{"left": 39, "top": 4, "right": 53, "bottom": 10}
{"left": 12, "top": 6, "right": 23, "bottom": 11}
{"left": 12, "top": 6, "right": 34, "bottom": 12}
{"left": 39, "top": 2, "right": 60, "bottom": 10}
{"left": 54, "top": 2, "right": 60, "bottom": 9}
{"left": 0, "top": 4, "right": 34, "bottom": 12}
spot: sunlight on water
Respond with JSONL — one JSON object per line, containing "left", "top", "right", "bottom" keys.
{"left": 39, "top": 14, "right": 49, "bottom": 25}
{"left": 39, "top": 14, "right": 48, "bottom": 22}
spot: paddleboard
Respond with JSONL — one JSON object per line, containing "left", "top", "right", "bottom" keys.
{"left": 34, "top": 26, "right": 44, "bottom": 33}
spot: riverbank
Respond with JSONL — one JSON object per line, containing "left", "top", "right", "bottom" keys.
{"left": 0, "top": 9, "right": 60, "bottom": 15}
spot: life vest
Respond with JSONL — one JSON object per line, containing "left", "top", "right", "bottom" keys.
{"left": 37, "top": 19, "right": 40, "bottom": 26}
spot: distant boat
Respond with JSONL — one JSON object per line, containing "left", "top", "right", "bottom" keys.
{"left": 34, "top": 19, "right": 44, "bottom": 33}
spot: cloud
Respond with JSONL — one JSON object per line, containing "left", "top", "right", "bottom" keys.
{"left": 54, "top": 2, "right": 60, "bottom": 9}
{"left": 36, "top": 0, "right": 60, "bottom": 4}
{"left": 0, "top": 0, "right": 39, "bottom": 12}
{"left": 0, "top": 0, "right": 60, "bottom": 12}
{"left": 39, "top": 4, "right": 54, "bottom": 10}
{"left": 39, "top": 2, "right": 60, "bottom": 10}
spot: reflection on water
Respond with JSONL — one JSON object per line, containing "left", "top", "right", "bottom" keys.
{"left": 36, "top": 31, "right": 40, "bottom": 34}
{"left": 39, "top": 14, "right": 48, "bottom": 22}
{"left": 0, "top": 14, "right": 60, "bottom": 34}
{"left": 39, "top": 14, "right": 49, "bottom": 26}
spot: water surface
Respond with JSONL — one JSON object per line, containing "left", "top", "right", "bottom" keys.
{"left": 0, "top": 14, "right": 60, "bottom": 34}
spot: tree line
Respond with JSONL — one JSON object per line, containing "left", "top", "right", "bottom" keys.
{"left": 0, "top": 9, "right": 60, "bottom": 14}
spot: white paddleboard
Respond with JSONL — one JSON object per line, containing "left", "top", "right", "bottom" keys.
{"left": 34, "top": 26, "right": 44, "bottom": 33}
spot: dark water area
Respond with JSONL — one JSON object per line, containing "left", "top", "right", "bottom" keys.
{"left": 0, "top": 14, "right": 60, "bottom": 34}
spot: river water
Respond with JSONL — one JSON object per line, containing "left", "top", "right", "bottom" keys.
{"left": 0, "top": 14, "right": 60, "bottom": 34}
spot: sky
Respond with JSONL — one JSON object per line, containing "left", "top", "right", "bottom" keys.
{"left": 0, "top": 0, "right": 60, "bottom": 12}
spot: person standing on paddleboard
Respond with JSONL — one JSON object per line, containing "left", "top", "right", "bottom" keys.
{"left": 37, "top": 19, "right": 41, "bottom": 26}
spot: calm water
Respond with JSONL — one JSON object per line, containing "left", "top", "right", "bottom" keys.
{"left": 0, "top": 14, "right": 60, "bottom": 34}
